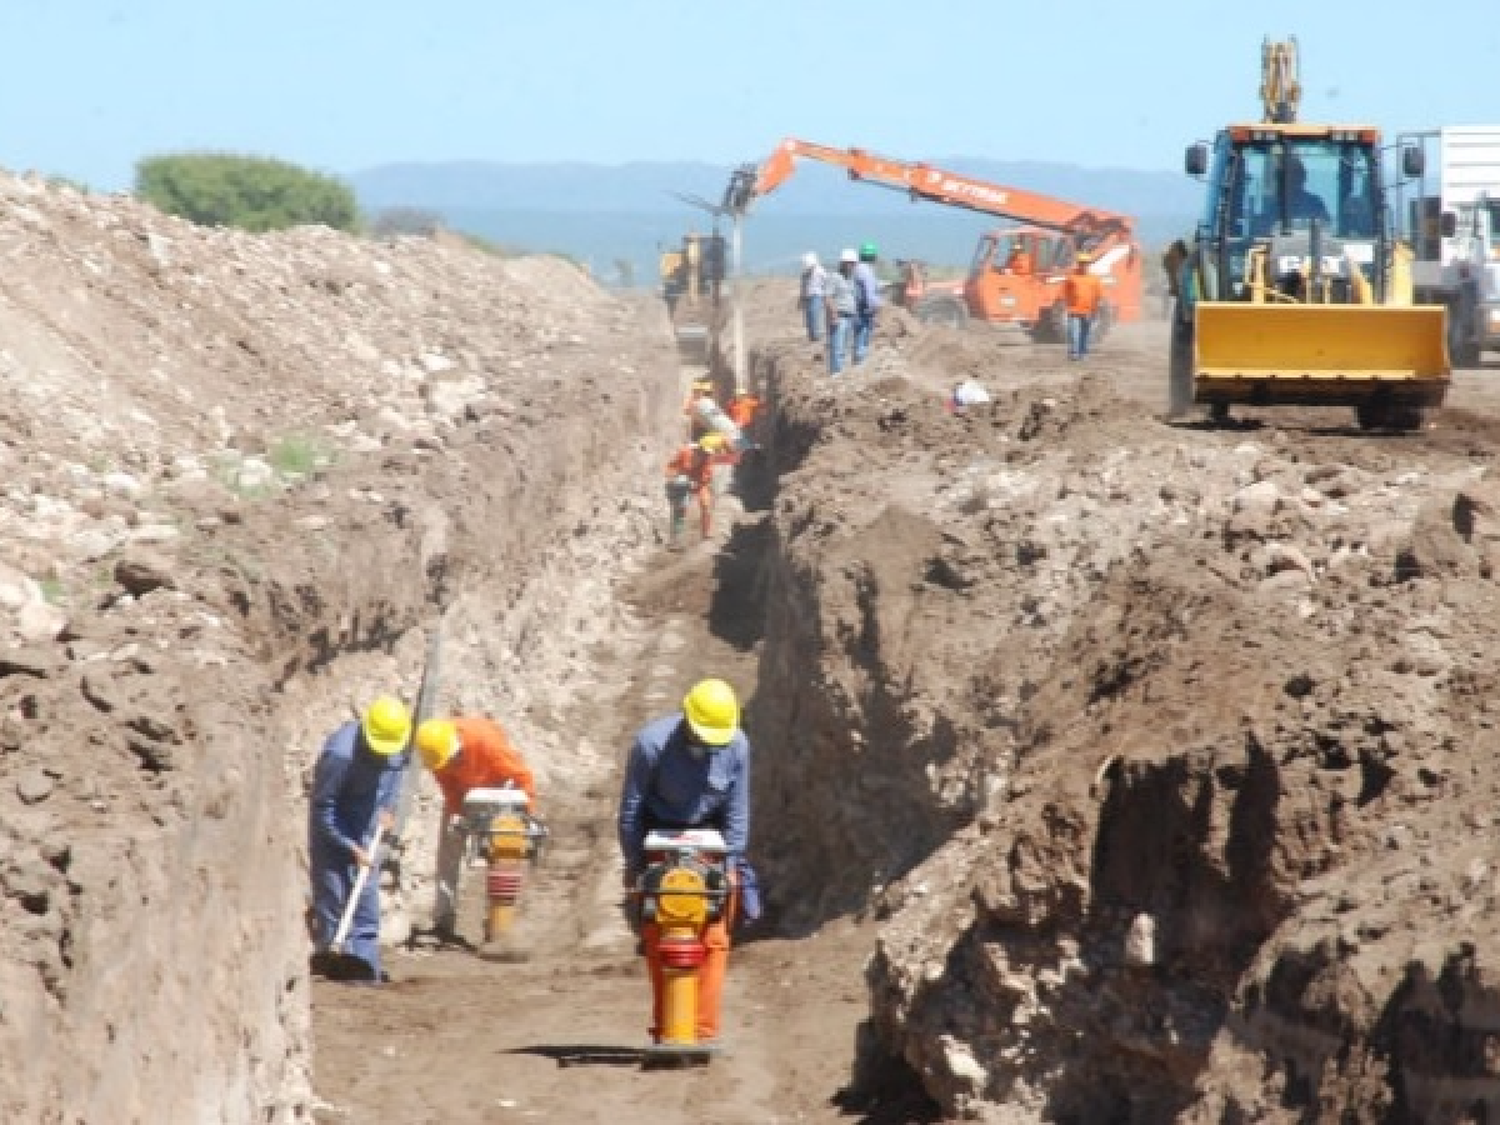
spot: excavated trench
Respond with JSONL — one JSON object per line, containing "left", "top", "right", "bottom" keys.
{"left": 303, "top": 322, "right": 942, "bottom": 1123}
{"left": 27, "top": 239, "right": 1500, "bottom": 1123}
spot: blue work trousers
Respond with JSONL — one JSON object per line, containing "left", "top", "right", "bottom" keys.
{"left": 1068, "top": 313, "right": 1094, "bottom": 360}
{"left": 311, "top": 841, "right": 383, "bottom": 978}
{"left": 804, "top": 295, "right": 825, "bottom": 341}
{"left": 853, "top": 311, "right": 876, "bottom": 364}
{"left": 828, "top": 314, "right": 853, "bottom": 374}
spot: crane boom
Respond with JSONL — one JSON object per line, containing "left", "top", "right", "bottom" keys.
{"left": 752, "top": 137, "right": 1135, "bottom": 252}
{"left": 1259, "top": 36, "right": 1301, "bottom": 124}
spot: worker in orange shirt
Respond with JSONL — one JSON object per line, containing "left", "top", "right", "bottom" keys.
{"left": 1006, "top": 244, "right": 1033, "bottom": 275}
{"left": 415, "top": 715, "right": 539, "bottom": 938}
{"left": 664, "top": 435, "right": 726, "bottom": 548}
{"left": 1063, "top": 251, "right": 1104, "bottom": 361}
{"left": 726, "top": 390, "right": 762, "bottom": 456}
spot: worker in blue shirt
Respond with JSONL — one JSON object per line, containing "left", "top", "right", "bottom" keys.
{"left": 308, "top": 694, "right": 411, "bottom": 982}
{"left": 617, "top": 678, "right": 758, "bottom": 1043}
{"left": 851, "top": 241, "right": 884, "bottom": 365}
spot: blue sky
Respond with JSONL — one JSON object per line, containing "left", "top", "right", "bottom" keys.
{"left": 5, "top": 0, "right": 1499, "bottom": 192}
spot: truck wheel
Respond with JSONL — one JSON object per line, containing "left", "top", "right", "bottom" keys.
{"left": 1168, "top": 306, "right": 1195, "bottom": 419}
{"left": 1356, "top": 399, "right": 1391, "bottom": 431}
{"left": 1093, "top": 303, "right": 1114, "bottom": 345}
{"left": 1030, "top": 303, "right": 1067, "bottom": 344}
{"left": 914, "top": 297, "right": 967, "bottom": 329}
{"left": 1446, "top": 290, "right": 1482, "bottom": 367}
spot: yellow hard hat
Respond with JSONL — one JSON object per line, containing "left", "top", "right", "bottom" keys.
{"left": 415, "top": 719, "right": 459, "bottom": 771}
{"left": 682, "top": 678, "right": 739, "bottom": 746}
{"left": 697, "top": 434, "right": 726, "bottom": 454}
{"left": 362, "top": 695, "right": 412, "bottom": 757}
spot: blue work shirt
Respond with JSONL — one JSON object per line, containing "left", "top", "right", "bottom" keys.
{"left": 852, "top": 262, "right": 883, "bottom": 313}
{"left": 617, "top": 712, "right": 750, "bottom": 873}
{"left": 308, "top": 721, "right": 406, "bottom": 859}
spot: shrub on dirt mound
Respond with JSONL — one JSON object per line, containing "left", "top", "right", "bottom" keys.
{"left": 135, "top": 152, "right": 359, "bottom": 233}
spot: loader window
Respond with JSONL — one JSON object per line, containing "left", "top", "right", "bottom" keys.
{"left": 1235, "top": 140, "right": 1377, "bottom": 239}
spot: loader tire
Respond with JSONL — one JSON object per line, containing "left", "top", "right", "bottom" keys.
{"left": 1092, "top": 303, "right": 1114, "bottom": 345}
{"left": 1357, "top": 400, "right": 1424, "bottom": 433}
{"left": 914, "top": 297, "right": 967, "bottom": 329}
{"left": 1168, "top": 306, "right": 1195, "bottom": 419}
{"left": 1450, "top": 288, "right": 1482, "bottom": 367}
{"left": 1031, "top": 302, "right": 1067, "bottom": 344}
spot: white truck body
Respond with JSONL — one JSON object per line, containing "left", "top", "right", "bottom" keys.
{"left": 1399, "top": 126, "right": 1500, "bottom": 360}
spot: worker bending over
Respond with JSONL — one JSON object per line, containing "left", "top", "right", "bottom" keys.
{"left": 415, "top": 715, "right": 539, "bottom": 937}
{"left": 617, "top": 678, "right": 760, "bottom": 1045}
{"left": 664, "top": 435, "right": 728, "bottom": 548}
{"left": 308, "top": 695, "right": 412, "bottom": 982}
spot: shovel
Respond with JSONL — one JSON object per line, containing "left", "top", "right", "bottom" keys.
{"left": 317, "top": 825, "right": 386, "bottom": 982}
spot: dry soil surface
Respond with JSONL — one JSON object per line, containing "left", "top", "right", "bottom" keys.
{"left": 12, "top": 177, "right": 1500, "bottom": 1125}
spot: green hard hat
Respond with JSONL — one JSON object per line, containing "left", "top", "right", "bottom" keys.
{"left": 859, "top": 242, "right": 878, "bottom": 261}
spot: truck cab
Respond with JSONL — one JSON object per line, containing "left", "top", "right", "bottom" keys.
{"left": 1396, "top": 126, "right": 1500, "bottom": 365}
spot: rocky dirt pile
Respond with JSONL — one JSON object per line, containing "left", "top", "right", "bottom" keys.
{"left": 0, "top": 172, "right": 678, "bottom": 1122}
{"left": 748, "top": 307, "right": 1500, "bottom": 1121}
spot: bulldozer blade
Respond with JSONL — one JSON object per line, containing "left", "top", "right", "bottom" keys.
{"left": 1193, "top": 302, "right": 1450, "bottom": 408}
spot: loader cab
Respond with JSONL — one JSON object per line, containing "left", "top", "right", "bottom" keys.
{"left": 1192, "top": 128, "right": 1388, "bottom": 302}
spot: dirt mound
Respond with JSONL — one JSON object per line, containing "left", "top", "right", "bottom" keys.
{"left": 0, "top": 170, "right": 680, "bottom": 1122}
{"left": 747, "top": 302, "right": 1500, "bottom": 1120}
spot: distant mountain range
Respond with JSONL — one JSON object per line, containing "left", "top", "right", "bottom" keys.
{"left": 348, "top": 158, "right": 1200, "bottom": 285}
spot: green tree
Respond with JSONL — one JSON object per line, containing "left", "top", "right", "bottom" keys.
{"left": 133, "top": 153, "right": 359, "bottom": 233}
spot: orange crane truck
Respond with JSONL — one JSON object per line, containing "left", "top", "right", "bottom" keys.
{"left": 750, "top": 137, "right": 1142, "bottom": 343}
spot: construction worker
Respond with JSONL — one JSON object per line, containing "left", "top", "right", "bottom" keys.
{"left": 1063, "top": 252, "right": 1104, "bottom": 361}
{"left": 308, "top": 694, "right": 412, "bottom": 982}
{"left": 1283, "top": 154, "right": 1330, "bottom": 227}
{"left": 1161, "top": 239, "right": 1189, "bottom": 316}
{"left": 683, "top": 377, "right": 715, "bottom": 441}
{"left": 797, "top": 251, "right": 827, "bottom": 342}
{"left": 415, "top": 716, "right": 540, "bottom": 937}
{"left": 664, "top": 435, "right": 725, "bottom": 548}
{"left": 852, "top": 241, "right": 883, "bottom": 366}
{"left": 826, "top": 249, "right": 859, "bottom": 375}
{"left": 617, "top": 678, "right": 759, "bottom": 1046}
{"left": 725, "top": 389, "right": 761, "bottom": 451}
{"left": 1006, "top": 243, "right": 1033, "bottom": 274}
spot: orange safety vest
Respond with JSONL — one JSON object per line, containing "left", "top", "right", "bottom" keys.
{"left": 1063, "top": 271, "right": 1103, "bottom": 316}
{"left": 665, "top": 446, "right": 714, "bottom": 489}
{"left": 437, "top": 716, "right": 538, "bottom": 816}
{"left": 727, "top": 394, "right": 760, "bottom": 430}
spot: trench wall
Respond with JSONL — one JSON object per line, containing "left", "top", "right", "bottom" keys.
{"left": 0, "top": 302, "right": 681, "bottom": 1122}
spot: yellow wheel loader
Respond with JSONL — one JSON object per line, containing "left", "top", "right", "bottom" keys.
{"left": 1168, "top": 37, "right": 1450, "bottom": 431}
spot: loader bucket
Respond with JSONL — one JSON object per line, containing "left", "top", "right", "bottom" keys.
{"left": 1193, "top": 302, "right": 1449, "bottom": 411}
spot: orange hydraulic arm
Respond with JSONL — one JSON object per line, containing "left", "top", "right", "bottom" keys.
{"left": 753, "top": 137, "right": 1135, "bottom": 253}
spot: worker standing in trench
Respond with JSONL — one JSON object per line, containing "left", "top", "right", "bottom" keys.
{"left": 617, "top": 678, "right": 762, "bottom": 1046}
{"left": 308, "top": 695, "right": 412, "bottom": 982}
{"left": 414, "top": 715, "right": 541, "bottom": 939}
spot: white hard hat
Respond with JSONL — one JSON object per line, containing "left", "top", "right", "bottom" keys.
{"left": 802, "top": 251, "right": 819, "bottom": 269}
{"left": 839, "top": 248, "right": 858, "bottom": 264}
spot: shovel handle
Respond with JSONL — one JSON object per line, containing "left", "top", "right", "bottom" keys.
{"left": 332, "top": 825, "right": 386, "bottom": 951}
